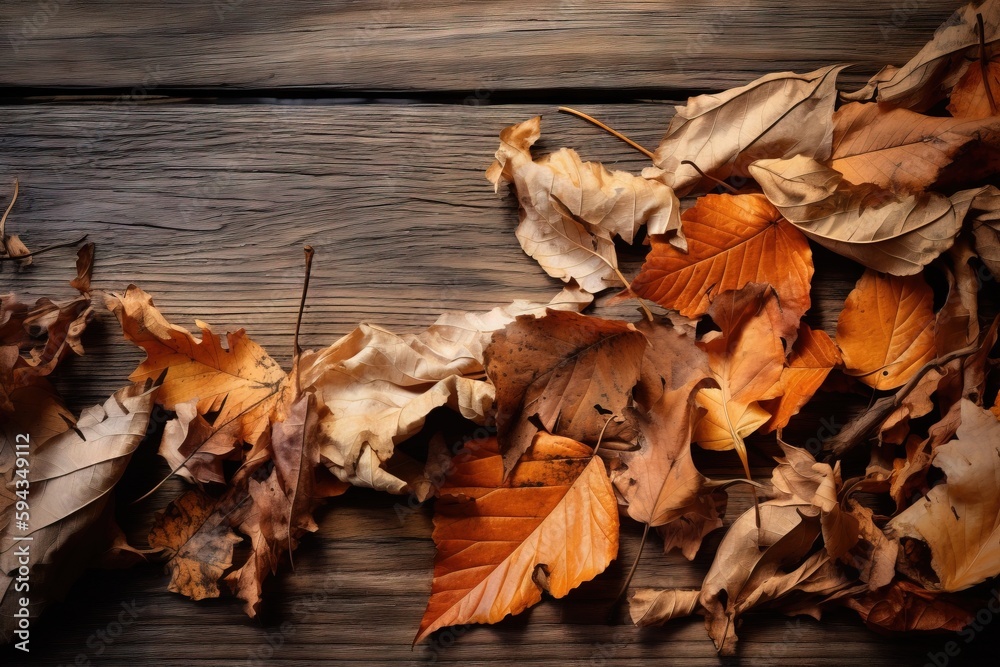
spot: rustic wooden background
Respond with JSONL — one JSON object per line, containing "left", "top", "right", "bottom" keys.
{"left": 1, "top": 1, "right": 997, "bottom": 665}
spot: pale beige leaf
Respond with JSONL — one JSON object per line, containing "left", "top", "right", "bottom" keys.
{"left": 629, "top": 589, "right": 701, "bottom": 627}
{"left": 888, "top": 400, "right": 1000, "bottom": 591}
{"left": 644, "top": 66, "right": 844, "bottom": 196}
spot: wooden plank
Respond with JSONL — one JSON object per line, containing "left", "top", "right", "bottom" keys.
{"left": 2, "top": 103, "right": 994, "bottom": 665}
{"left": 0, "top": 0, "right": 962, "bottom": 92}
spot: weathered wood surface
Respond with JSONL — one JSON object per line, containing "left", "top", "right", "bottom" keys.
{"left": 3, "top": 1, "right": 1000, "bottom": 665}
{"left": 0, "top": 0, "right": 962, "bottom": 92}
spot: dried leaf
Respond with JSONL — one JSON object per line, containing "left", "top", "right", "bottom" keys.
{"left": 415, "top": 433, "right": 618, "bottom": 642}
{"left": 750, "top": 155, "right": 982, "bottom": 275}
{"left": 836, "top": 269, "right": 937, "bottom": 391}
{"left": 693, "top": 285, "right": 788, "bottom": 477}
{"left": 0, "top": 384, "right": 154, "bottom": 642}
{"left": 486, "top": 116, "right": 682, "bottom": 292}
{"left": 887, "top": 399, "right": 1000, "bottom": 591}
{"left": 630, "top": 193, "right": 813, "bottom": 334}
{"left": 485, "top": 309, "right": 646, "bottom": 472}
{"left": 760, "top": 324, "right": 841, "bottom": 433}
{"left": 841, "top": 580, "right": 975, "bottom": 633}
{"left": 644, "top": 66, "right": 844, "bottom": 196}
{"left": 831, "top": 102, "right": 995, "bottom": 191}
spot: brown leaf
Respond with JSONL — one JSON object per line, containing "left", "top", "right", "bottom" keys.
{"left": 630, "top": 193, "right": 813, "bottom": 335}
{"left": 693, "top": 284, "right": 788, "bottom": 477}
{"left": 486, "top": 116, "right": 682, "bottom": 293}
{"left": 760, "top": 323, "right": 841, "bottom": 433}
{"left": 855, "top": 2, "right": 1000, "bottom": 111}
{"left": 485, "top": 309, "right": 646, "bottom": 472}
{"left": 888, "top": 399, "right": 1000, "bottom": 591}
{"left": 644, "top": 66, "right": 844, "bottom": 196}
{"left": 750, "top": 156, "right": 983, "bottom": 275}
{"left": 0, "top": 384, "right": 154, "bottom": 642}
{"left": 299, "top": 294, "right": 586, "bottom": 493}
{"left": 836, "top": 269, "right": 937, "bottom": 391}
{"left": 831, "top": 102, "right": 995, "bottom": 192}
{"left": 415, "top": 433, "right": 618, "bottom": 642}
{"left": 842, "top": 580, "right": 975, "bottom": 633}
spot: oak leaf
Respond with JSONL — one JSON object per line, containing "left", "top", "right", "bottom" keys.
{"left": 629, "top": 193, "right": 813, "bottom": 335}
{"left": 643, "top": 66, "right": 844, "bottom": 196}
{"left": 836, "top": 269, "right": 937, "bottom": 391}
{"left": 484, "top": 309, "right": 646, "bottom": 472}
{"left": 887, "top": 399, "right": 1000, "bottom": 591}
{"left": 486, "top": 116, "right": 682, "bottom": 293}
{"left": 415, "top": 433, "right": 618, "bottom": 643}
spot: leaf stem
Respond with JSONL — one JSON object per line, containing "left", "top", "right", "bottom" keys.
{"left": 558, "top": 106, "right": 656, "bottom": 160}
{"left": 0, "top": 178, "right": 20, "bottom": 258}
{"left": 680, "top": 160, "right": 739, "bottom": 194}
{"left": 615, "top": 522, "right": 650, "bottom": 606}
{"left": 0, "top": 234, "right": 89, "bottom": 262}
{"left": 293, "top": 245, "right": 315, "bottom": 393}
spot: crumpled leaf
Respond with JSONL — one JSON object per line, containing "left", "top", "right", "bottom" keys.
{"left": 108, "top": 285, "right": 289, "bottom": 456}
{"left": 841, "top": 580, "right": 976, "bottom": 633}
{"left": 486, "top": 116, "right": 682, "bottom": 293}
{"left": 693, "top": 284, "right": 788, "bottom": 477}
{"left": 415, "top": 433, "right": 618, "bottom": 643}
{"left": 760, "top": 323, "right": 841, "bottom": 433}
{"left": 643, "top": 66, "right": 845, "bottom": 196}
{"left": 485, "top": 309, "right": 646, "bottom": 472}
{"left": 831, "top": 102, "right": 995, "bottom": 192}
{"left": 630, "top": 502, "right": 851, "bottom": 655}
{"left": 948, "top": 36, "right": 1000, "bottom": 118}
{"left": 629, "top": 193, "right": 813, "bottom": 335}
{"left": 852, "top": 0, "right": 1000, "bottom": 111}
{"left": 301, "top": 293, "right": 587, "bottom": 493}
{"left": 836, "top": 269, "right": 937, "bottom": 391}
{"left": 0, "top": 384, "right": 154, "bottom": 643}
{"left": 887, "top": 399, "right": 1000, "bottom": 591}
{"left": 750, "top": 155, "right": 984, "bottom": 275}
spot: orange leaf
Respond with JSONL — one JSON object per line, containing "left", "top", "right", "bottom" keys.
{"left": 484, "top": 309, "right": 646, "bottom": 471}
{"left": 693, "top": 284, "right": 788, "bottom": 478}
{"left": 760, "top": 324, "right": 841, "bottom": 433}
{"left": 415, "top": 433, "right": 618, "bottom": 642}
{"left": 630, "top": 194, "right": 812, "bottom": 335}
{"left": 836, "top": 270, "right": 936, "bottom": 391}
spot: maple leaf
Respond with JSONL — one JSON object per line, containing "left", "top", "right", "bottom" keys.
{"left": 760, "top": 323, "right": 841, "bottom": 433}
{"left": 486, "top": 116, "right": 682, "bottom": 293}
{"left": 415, "top": 433, "right": 618, "bottom": 643}
{"left": 693, "top": 284, "right": 788, "bottom": 478}
{"left": 836, "top": 269, "right": 937, "bottom": 391}
{"left": 0, "top": 383, "right": 154, "bottom": 643}
{"left": 484, "top": 309, "right": 646, "bottom": 472}
{"left": 831, "top": 102, "right": 997, "bottom": 192}
{"left": 107, "top": 285, "right": 289, "bottom": 458}
{"left": 643, "top": 66, "right": 844, "bottom": 196}
{"left": 887, "top": 399, "right": 1000, "bottom": 591}
{"left": 629, "top": 193, "right": 813, "bottom": 335}
{"left": 750, "top": 155, "right": 988, "bottom": 275}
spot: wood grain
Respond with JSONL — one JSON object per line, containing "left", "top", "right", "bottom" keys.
{"left": 0, "top": 0, "right": 962, "bottom": 93}
{"left": 2, "top": 102, "right": 997, "bottom": 666}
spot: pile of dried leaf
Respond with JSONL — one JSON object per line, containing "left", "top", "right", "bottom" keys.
{"left": 5, "top": 0, "right": 1000, "bottom": 655}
